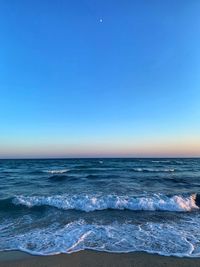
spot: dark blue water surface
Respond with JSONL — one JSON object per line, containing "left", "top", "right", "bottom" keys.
{"left": 0, "top": 158, "right": 200, "bottom": 257}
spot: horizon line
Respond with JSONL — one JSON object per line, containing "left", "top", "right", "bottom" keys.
{"left": 0, "top": 156, "right": 200, "bottom": 160}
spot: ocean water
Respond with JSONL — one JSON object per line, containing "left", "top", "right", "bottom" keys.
{"left": 0, "top": 158, "right": 200, "bottom": 257}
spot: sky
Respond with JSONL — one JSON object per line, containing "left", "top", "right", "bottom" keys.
{"left": 0, "top": 0, "right": 200, "bottom": 158}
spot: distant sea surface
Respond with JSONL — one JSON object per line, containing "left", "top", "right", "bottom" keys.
{"left": 0, "top": 158, "right": 200, "bottom": 257}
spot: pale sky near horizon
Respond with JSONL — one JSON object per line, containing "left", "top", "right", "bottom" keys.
{"left": 0, "top": 0, "right": 200, "bottom": 158}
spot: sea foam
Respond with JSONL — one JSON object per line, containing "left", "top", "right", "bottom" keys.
{"left": 12, "top": 193, "right": 199, "bottom": 212}
{"left": 1, "top": 217, "right": 200, "bottom": 257}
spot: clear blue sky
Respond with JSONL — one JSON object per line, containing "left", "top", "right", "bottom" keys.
{"left": 0, "top": 0, "right": 200, "bottom": 158}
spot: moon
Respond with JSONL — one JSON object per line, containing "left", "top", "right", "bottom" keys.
{"left": 99, "top": 19, "right": 103, "bottom": 23}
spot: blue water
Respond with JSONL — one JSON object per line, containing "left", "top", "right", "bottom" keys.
{"left": 0, "top": 158, "right": 200, "bottom": 257}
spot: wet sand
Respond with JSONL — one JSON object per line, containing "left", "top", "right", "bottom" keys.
{"left": 1, "top": 250, "right": 200, "bottom": 267}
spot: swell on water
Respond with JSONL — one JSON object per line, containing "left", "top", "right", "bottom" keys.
{"left": 12, "top": 193, "right": 199, "bottom": 212}
{"left": 132, "top": 168, "right": 175, "bottom": 173}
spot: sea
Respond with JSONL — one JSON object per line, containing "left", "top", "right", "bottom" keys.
{"left": 0, "top": 158, "right": 200, "bottom": 257}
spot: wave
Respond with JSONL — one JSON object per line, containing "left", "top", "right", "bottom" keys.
{"left": 86, "top": 174, "right": 119, "bottom": 179}
{"left": 0, "top": 198, "right": 15, "bottom": 211}
{"left": 1, "top": 217, "right": 200, "bottom": 257}
{"left": 12, "top": 193, "right": 199, "bottom": 212}
{"left": 132, "top": 168, "right": 175, "bottom": 173}
{"left": 63, "top": 169, "right": 107, "bottom": 175}
{"left": 44, "top": 169, "right": 69, "bottom": 174}
{"left": 151, "top": 160, "right": 171, "bottom": 163}
{"left": 151, "top": 160, "right": 184, "bottom": 165}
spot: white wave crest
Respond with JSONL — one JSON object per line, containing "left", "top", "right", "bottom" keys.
{"left": 151, "top": 160, "right": 171, "bottom": 163}
{"left": 44, "top": 169, "right": 69, "bottom": 174}
{"left": 12, "top": 194, "right": 198, "bottom": 212}
{"left": 132, "top": 168, "right": 175, "bottom": 172}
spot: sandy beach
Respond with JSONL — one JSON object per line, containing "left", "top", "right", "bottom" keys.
{"left": 1, "top": 250, "right": 200, "bottom": 267}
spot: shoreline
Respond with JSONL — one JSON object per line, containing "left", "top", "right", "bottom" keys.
{"left": 1, "top": 250, "right": 200, "bottom": 267}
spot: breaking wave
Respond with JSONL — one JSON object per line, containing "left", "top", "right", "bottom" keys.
{"left": 12, "top": 193, "right": 199, "bottom": 212}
